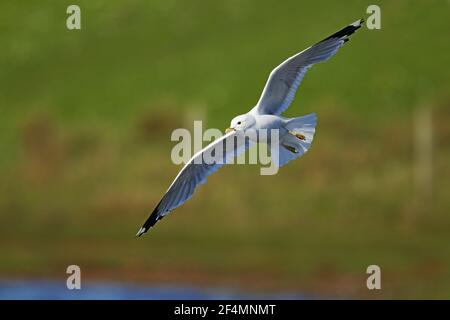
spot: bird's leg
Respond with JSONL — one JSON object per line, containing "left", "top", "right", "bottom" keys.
{"left": 289, "top": 130, "right": 306, "bottom": 141}
{"left": 282, "top": 143, "right": 298, "bottom": 154}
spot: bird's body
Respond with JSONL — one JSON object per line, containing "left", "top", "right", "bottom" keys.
{"left": 136, "top": 19, "right": 364, "bottom": 236}
{"left": 239, "top": 114, "right": 288, "bottom": 143}
{"left": 252, "top": 114, "right": 287, "bottom": 132}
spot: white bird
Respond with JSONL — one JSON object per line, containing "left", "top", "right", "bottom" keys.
{"left": 136, "top": 19, "right": 364, "bottom": 236}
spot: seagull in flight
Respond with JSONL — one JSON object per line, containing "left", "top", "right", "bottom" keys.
{"left": 136, "top": 19, "right": 364, "bottom": 237}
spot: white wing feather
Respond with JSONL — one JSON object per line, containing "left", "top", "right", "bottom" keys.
{"left": 137, "top": 130, "right": 251, "bottom": 236}
{"left": 251, "top": 19, "right": 363, "bottom": 116}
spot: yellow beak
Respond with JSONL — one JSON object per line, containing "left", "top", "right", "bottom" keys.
{"left": 225, "top": 128, "right": 235, "bottom": 134}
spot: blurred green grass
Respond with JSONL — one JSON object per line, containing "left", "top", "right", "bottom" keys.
{"left": 0, "top": 0, "right": 449, "bottom": 298}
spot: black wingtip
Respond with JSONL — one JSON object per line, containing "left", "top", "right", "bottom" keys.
{"left": 135, "top": 227, "right": 147, "bottom": 237}
{"left": 320, "top": 18, "right": 364, "bottom": 43}
{"left": 135, "top": 201, "right": 163, "bottom": 238}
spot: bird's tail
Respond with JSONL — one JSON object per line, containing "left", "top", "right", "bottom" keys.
{"left": 285, "top": 113, "right": 317, "bottom": 144}
{"left": 273, "top": 113, "right": 317, "bottom": 168}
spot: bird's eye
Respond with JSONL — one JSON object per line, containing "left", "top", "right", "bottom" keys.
{"left": 237, "top": 121, "right": 241, "bottom": 125}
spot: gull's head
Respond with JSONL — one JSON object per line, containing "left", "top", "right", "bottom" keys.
{"left": 226, "top": 114, "right": 253, "bottom": 133}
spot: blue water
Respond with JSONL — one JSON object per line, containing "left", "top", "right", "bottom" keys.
{"left": 0, "top": 280, "right": 307, "bottom": 300}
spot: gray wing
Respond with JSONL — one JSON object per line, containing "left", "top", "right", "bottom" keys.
{"left": 251, "top": 19, "right": 363, "bottom": 116}
{"left": 136, "top": 130, "right": 251, "bottom": 236}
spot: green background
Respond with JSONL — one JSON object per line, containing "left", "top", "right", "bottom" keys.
{"left": 0, "top": 0, "right": 449, "bottom": 298}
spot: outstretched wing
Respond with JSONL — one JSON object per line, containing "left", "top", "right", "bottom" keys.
{"left": 251, "top": 19, "right": 363, "bottom": 116}
{"left": 136, "top": 130, "right": 251, "bottom": 236}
